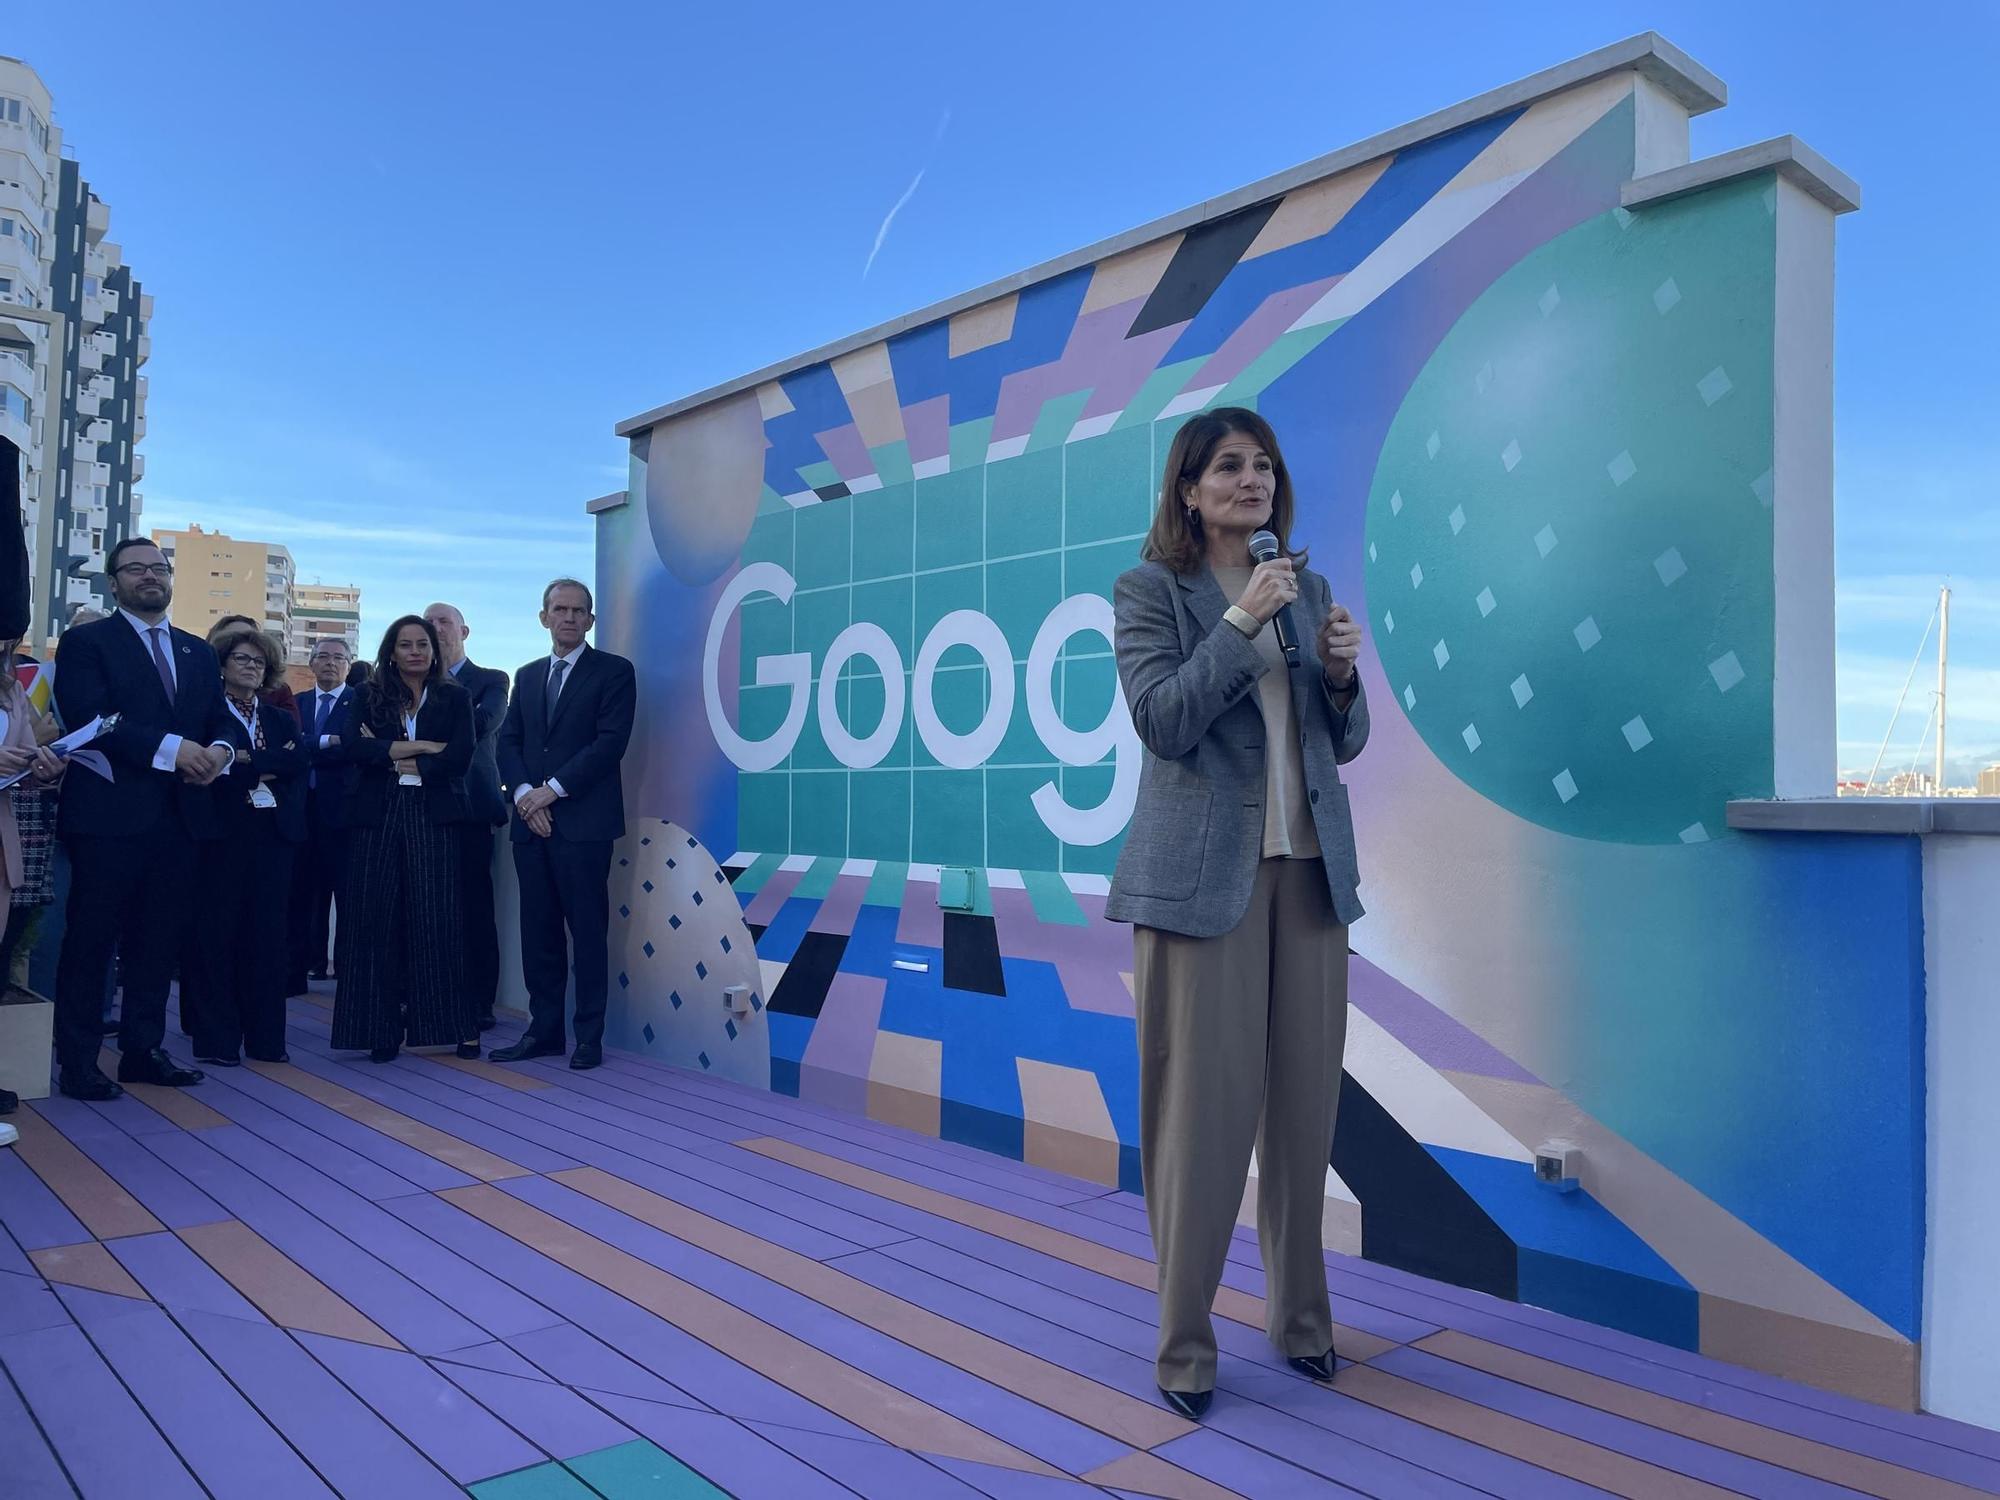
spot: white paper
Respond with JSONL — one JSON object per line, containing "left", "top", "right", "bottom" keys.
{"left": 249, "top": 783, "right": 278, "bottom": 809}
{"left": 0, "top": 713, "right": 120, "bottom": 789}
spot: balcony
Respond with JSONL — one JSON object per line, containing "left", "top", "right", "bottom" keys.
{"left": 72, "top": 389, "right": 100, "bottom": 418}
{"left": 74, "top": 341, "right": 102, "bottom": 374}
{"left": 83, "top": 417, "right": 111, "bottom": 445}
{"left": 130, "top": 451, "right": 145, "bottom": 480}
{"left": 84, "top": 244, "right": 107, "bottom": 280}
{"left": 85, "top": 373, "right": 113, "bottom": 403}
{"left": 63, "top": 574, "right": 98, "bottom": 607}
{"left": 76, "top": 459, "right": 110, "bottom": 489}
{"left": 0, "top": 347, "right": 36, "bottom": 396}
{"left": 0, "top": 406, "right": 28, "bottom": 455}
{"left": 136, "top": 333, "right": 151, "bottom": 364}
{"left": 88, "top": 330, "right": 116, "bottom": 361}
{"left": 85, "top": 197, "right": 108, "bottom": 243}
{"left": 134, "top": 410, "right": 146, "bottom": 438}
{"left": 100, "top": 287, "right": 118, "bottom": 316}
{"left": 80, "top": 291, "right": 107, "bottom": 329}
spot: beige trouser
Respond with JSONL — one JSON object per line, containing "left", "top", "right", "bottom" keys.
{"left": 1134, "top": 856, "right": 1349, "bottom": 1392}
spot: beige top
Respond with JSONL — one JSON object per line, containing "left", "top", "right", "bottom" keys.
{"left": 1213, "top": 566, "right": 1320, "bottom": 860}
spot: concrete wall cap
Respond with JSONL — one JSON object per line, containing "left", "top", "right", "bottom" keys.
{"left": 1727, "top": 798, "right": 2000, "bottom": 835}
{"left": 1623, "top": 135, "right": 1859, "bottom": 215}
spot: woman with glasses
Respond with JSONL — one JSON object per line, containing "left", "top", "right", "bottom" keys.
{"left": 331, "top": 615, "right": 478, "bottom": 1062}
{"left": 192, "top": 626, "right": 307, "bottom": 1066}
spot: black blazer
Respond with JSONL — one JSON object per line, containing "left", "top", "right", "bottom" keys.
{"left": 52, "top": 614, "right": 233, "bottom": 840}
{"left": 212, "top": 699, "right": 309, "bottom": 845}
{"left": 452, "top": 658, "right": 510, "bottom": 827}
{"left": 496, "top": 645, "right": 635, "bottom": 844}
{"left": 343, "top": 678, "right": 475, "bottom": 829}
{"left": 298, "top": 683, "right": 357, "bottom": 828}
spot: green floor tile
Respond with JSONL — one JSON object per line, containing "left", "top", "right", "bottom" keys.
{"left": 793, "top": 853, "right": 846, "bottom": 900}
{"left": 565, "top": 1438, "right": 729, "bottom": 1498}
{"left": 1021, "top": 868, "right": 1089, "bottom": 926}
{"left": 470, "top": 1460, "right": 601, "bottom": 1500}
{"left": 864, "top": 860, "right": 910, "bottom": 907}
{"left": 730, "top": 850, "right": 787, "bottom": 896}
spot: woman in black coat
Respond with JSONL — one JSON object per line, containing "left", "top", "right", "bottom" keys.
{"left": 194, "top": 626, "right": 309, "bottom": 1066}
{"left": 330, "top": 615, "right": 478, "bottom": 1062}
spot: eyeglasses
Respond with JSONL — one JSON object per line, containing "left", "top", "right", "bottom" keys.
{"left": 114, "top": 563, "right": 173, "bottom": 578}
{"left": 225, "top": 652, "right": 267, "bottom": 667}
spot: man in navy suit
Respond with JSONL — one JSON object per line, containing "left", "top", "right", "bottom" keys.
{"left": 426, "top": 602, "right": 510, "bottom": 1031}
{"left": 287, "top": 635, "right": 356, "bottom": 990}
{"left": 490, "top": 579, "right": 635, "bottom": 1070}
{"left": 52, "top": 538, "right": 237, "bottom": 1100}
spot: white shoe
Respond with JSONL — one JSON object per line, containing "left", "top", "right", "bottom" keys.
{"left": 0, "top": 1121, "right": 18, "bottom": 1148}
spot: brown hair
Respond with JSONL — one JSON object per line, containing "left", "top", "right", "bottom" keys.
{"left": 1139, "top": 406, "right": 1299, "bottom": 574}
{"left": 212, "top": 625, "right": 283, "bottom": 692}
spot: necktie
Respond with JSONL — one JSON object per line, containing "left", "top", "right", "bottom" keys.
{"left": 315, "top": 692, "right": 332, "bottom": 737}
{"left": 148, "top": 627, "right": 176, "bottom": 701}
{"left": 546, "top": 657, "right": 568, "bottom": 721}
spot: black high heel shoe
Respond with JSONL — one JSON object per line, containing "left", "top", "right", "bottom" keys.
{"left": 456, "top": 1041, "right": 481, "bottom": 1060}
{"left": 1288, "top": 1347, "right": 1338, "bottom": 1380}
{"left": 1158, "top": 1387, "right": 1212, "bottom": 1420}
{"left": 369, "top": 1045, "right": 399, "bottom": 1064}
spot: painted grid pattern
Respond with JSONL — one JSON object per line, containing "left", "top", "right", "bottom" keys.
{"left": 3, "top": 991, "right": 1993, "bottom": 1500}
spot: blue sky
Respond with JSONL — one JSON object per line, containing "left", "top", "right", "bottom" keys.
{"left": 7, "top": 1, "right": 1995, "bottom": 779}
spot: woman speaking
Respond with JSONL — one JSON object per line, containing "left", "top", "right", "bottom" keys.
{"left": 1107, "top": 407, "right": 1368, "bottom": 1419}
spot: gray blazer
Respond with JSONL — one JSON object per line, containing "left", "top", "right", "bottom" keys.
{"left": 1105, "top": 559, "right": 1369, "bottom": 937}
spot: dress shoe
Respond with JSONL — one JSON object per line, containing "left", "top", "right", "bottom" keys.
{"left": 60, "top": 1069, "right": 124, "bottom": 1101}
{"left": 488, "top": 1038, "right": 562, "bottom": 1063}
{"left": 1159, "top": 1387, "right": 1212, "bottom": 1420}
{"left": 476, "top": 1014, "right": 497, "bottom": 1032}
{"left": 568, "top": 1043, "right": 602, "bottom": 1070}
{"left": 306, "top": 968, "right": 329, "bottom": 981}
{"left": 245, "top": 1050, "right": 290, "bottom": 1064}
{"left": 0, "top": 1121, "right": 16, "bottom": 1148}
{"left": 1288, "top": 1348, "right": 1338, "bottom": 1380}
{"left": 369, "top": 1045, "right": 400, "bottom": 1064}
{"left": 116, "top": 1050, "right": 204, "bottom": 1087}
{"left": 100, "top": 1018, "right": 121, "bottom": 1036}
{"left": 455, "top": 1041, "right": 481, "bottom": 1060}
{"left": 194, "top": 1053, "right": 242, "bottom": 1068}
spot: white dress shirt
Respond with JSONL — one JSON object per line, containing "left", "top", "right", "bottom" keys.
{"left": 514, "top": 644, "right": 585, "bottom": 806}
{"left": 118, "top": 609, "right": 232, "bottom": 774}
{"left": 307, "top": 686, "right": 344, "bottom": 748}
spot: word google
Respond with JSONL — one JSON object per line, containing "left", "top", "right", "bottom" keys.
{"left": 702, "top": 562, "right": 1140, "bottom": 846}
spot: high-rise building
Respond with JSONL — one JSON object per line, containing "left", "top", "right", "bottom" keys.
{"left": 1979, "top": 764, "right": 2000, "bottom": 797}
{"left": 151, "top": 524, "right": 293, "bottom": 642}
{"left": 1, "top": 54, "right": 151, "bottom": 648}
{"left": 293, "top": 581, "right": 362, "bottom": 664}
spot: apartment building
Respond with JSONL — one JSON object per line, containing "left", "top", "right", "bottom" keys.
{"left": 151, "top": 523, "right": 294, "bottom": 643}
{"left": 1, "top": 53, "right": 151, "bottom": 647}
{"left": 293, "top": 581, "right": 362, "bottom": 664}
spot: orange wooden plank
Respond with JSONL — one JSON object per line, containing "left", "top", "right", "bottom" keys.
{"left": 95, "top": 1049, "right": 229, "bottom": 1130}
{"left": 420, "top": 1051, "right": 549, "bottom": 1091}
{"left": 176, "top": 1220, "right": 399, "bottom": 1349}
{"left": 243, "top": 1059, "right": 531, "bottom": 1179}
{"left": 31, "top": 1242, "right": 148, "bottom": 1300}
{"left": 552, "top": 1165, "right": 1193, "bottom": 1450}
{"left": 739, "top": 1136, "right": 1394, "bottom": 1360}
{"left": 1417, "top": 1330, "right": 1991, "bottom": 1500}
{"left": 1335, "top": 1363, "right": 1738, "bottom": 1500}
{"left": 1083, "top": 1450, "right": 1245, "bottom": 1499}
{"left": 441, "top": 1182, "right": 1063, "bottom": 1477}
{"left": 15, "top": 1104, "right": 165, "bottom": 1239}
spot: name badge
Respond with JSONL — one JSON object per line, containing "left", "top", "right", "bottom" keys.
{"left": 398, "top": 771, "right": 423, "bottom": 787}
{"left": 249, "top": 784, "right": 278, "bottom": 809}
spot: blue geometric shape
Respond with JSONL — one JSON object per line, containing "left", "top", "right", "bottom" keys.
{"left": 835, "top": 904, "right": 902, "bottom": 978}
{"left": 641, "top": 941, "right": 655, "bottom": 958}
{"left": 1427, "top": 1146, "right": 1698, "bottom": 1349}
{"left": 619, "top": 905, "right": 630, "bottom": 918}
{"left": 767, "top": 1012, "right": 814, "bottom": 1065}
{"left": 691, "top": 889, "right": 704, "bottom": 907}
{"left": 725, "top": 1019, "right": 738, "bottom": 1041}
{"left": 641, "top": 1022, "right": 655, "bottom": 1043}
{"left": 719, "top": 935, "right": 731, "bottom": 953}
{"left": 640, "top": 836, "right": 652, "bottom": 846}
{"left": 695, "top": 961, "right": 708, "bottom": 980}
{"left": 754, "top": 897, "right": 819, "bottom": 963}
{"left": 668, "top": 914, "right": 681, "bottom": 930}
{"left": 698, "top": 1051, "right": 710, "bottom": 1069}
{"left": 618, "top": 972, "right": 629, "bottom": 989}
{"left": 643, "top": 880, "right": 654, "bottom": 893}
{"left": 668, "top": 990, "right": 683, "bottom": 1010}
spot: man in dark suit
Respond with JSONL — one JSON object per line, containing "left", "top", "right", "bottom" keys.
{"left": 489, "top": 579, "right": 634, "bottom": 1070}
{"left": 426, "top": 602, "right": 510, "bottom": 1031}
{"left": 288, "top": 636, "right": 355, "bottom": 990}
{"left": 52, "top": 538, "right": 237, "bottom": 1100}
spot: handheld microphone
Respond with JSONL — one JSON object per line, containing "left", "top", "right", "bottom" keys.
{"left": 1247, "top": 530, "right": 1301, "bottom": 668}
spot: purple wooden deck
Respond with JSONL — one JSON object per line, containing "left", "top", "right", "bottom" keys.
{"left": 2, "top": 989, "right": 1995, "bottom": 1499}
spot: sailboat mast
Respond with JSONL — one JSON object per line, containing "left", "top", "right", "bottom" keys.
{"left": 1936, "top": 585, "right": 1950, "bottom": 793}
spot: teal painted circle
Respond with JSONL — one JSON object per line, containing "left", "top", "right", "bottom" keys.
{"left": 1365, "top": 182, "right": 1777, "bottom": 844}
